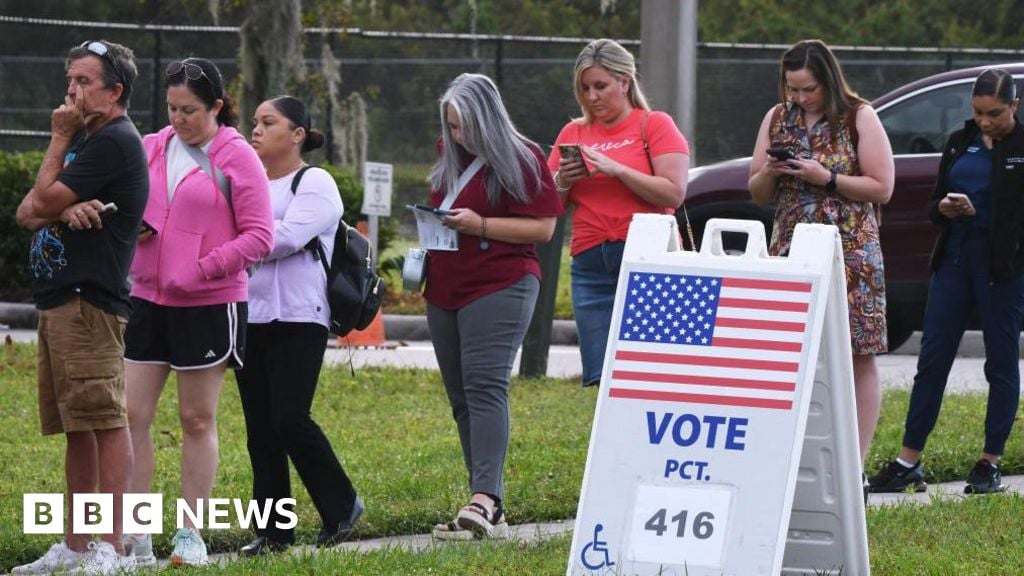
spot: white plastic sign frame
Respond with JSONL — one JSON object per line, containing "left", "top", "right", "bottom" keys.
{"left": 567, "top": 215, "right": 868, "bottom": 576}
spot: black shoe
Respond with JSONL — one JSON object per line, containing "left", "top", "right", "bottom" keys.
{"left": 964, "top": 459, "right": 1007, "bottom": 494}
{"left": 867, "top": 459, "right": 927, "bottom": 493}
{"left": 317, "top": 496, "right": 365, "bottom": 548}
{"left": 239, "top": 536, "right": 289, "bottom": 556}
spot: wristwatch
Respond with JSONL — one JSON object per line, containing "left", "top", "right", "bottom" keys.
{"left": 825, "top": 171, "right": 838, "bottom": 193}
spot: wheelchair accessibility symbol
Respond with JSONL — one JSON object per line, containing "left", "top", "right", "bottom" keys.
{"left": 581, "top": 523, "right": 615, "bottom": 570}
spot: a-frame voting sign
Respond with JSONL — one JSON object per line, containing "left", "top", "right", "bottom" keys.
{"left": 567, "top": 216, "right": 869, "bottom": 576}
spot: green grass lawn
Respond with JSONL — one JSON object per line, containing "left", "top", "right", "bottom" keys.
{"left": 2, "top": 341, "right": 1024, "bottom": 574}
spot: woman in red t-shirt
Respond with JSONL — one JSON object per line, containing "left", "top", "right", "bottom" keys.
{"left": 424, "top": 73, "right": 563, "bottom": 540}
{"left": 549, "top": 39, "right": 690, "bottom": 387}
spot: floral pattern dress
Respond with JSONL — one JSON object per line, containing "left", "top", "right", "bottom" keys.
{"left": 768, "top": 102, "right": 888, "bottom": 354}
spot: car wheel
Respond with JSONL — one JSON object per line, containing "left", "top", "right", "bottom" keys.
{"left": 885, "top": 309, "right": 914, "bottom": 352}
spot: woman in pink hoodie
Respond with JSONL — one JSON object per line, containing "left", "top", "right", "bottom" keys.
{"left": 122, "top": 57, "right": 272, "bottom": 566}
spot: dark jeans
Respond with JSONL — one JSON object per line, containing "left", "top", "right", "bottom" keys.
{"left": 235, "top": 321, "right": 357, "bottom": 544}
{"left": 571, "top": 241, "right": 625, "bottom": 385}
{"left": 903, "top": 232, "right": 1024, "bottom": 455}
{"left": 427, "top": 275, "right": 539, "bottom": 500}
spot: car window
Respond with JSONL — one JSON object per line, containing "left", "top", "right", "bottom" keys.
{"left": 878, "top": 81, "right": 973, "bottom": 155}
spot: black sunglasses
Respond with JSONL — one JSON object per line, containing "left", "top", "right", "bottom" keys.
{"left": 80, "top": 41, "right": 125, "bottom": 87}
{"left": 165, "top": 60, "right": 214, "bottom": 86}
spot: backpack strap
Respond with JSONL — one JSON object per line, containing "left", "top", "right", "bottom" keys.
{"left": 182, "top": 143, "right": 232, "bottom": 209}
{"left": 288, "top": 165, "right": 331, "bottom": 277}
{"left": 642, "top": 111, "right": 697, "bottom": 251}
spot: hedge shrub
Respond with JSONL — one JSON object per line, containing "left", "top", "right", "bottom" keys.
{"left": 0, "top": 150, "right": 389, "bottom": 301}
{"left": 0, "top": 151, "right": 44, "bottom": 301}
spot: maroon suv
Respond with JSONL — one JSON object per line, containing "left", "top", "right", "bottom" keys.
{"left": 680, "top": 63, "right": 1024, "bottom": 350}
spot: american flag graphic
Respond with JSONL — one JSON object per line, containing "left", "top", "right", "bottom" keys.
{"left": 609, "top": 271, "right": 813, "bottom": 410}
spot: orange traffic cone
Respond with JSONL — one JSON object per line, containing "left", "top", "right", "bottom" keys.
{"left": 340, "top": 308, "right": 387, "bottom": 348}
{"left": 336, "top": 220, "right": 389, "bottom": 349}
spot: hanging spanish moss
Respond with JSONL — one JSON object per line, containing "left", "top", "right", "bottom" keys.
{"left": 238, "top": 0, "right": 305, "bottom": 133}
{"left": 320, "top": 35, "right": 368, "bottom": 177}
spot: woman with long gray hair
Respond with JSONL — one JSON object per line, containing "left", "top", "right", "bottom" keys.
{"left": 425, "top": 73, "right": 562, "bottom": 540}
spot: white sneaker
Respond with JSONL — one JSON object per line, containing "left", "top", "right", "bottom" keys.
{"left": 170, "top": 528, "right": 208, "bottom": 566}
{"left": 122, "top": 534, "right": 156, "bottom": 566}
{"left": 11, "top": 541, "right": 86, "bottom": 574}
{"left": 74, "top": 541, "right": 136, "bottom": 575}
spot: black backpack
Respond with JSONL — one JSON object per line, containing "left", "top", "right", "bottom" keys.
{"left": 291, "top": 166, "right": 385, "bottom": 337}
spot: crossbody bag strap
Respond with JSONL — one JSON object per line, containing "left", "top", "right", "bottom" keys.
{"left": 182, "top": 142, "right": 232, "bottom": 209}
{"left": 642, "top": 111, "right": 696, "bottom": 251}
{"left": 439, "top": 156, "right": 485, "bottom": 212}
{"left": 287, "top": 165, "right": 331, "bottom": 277}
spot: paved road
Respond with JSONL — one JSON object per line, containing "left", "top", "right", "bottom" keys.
{"left": 0, "top": 328, "right": 1013, "bottom": 394}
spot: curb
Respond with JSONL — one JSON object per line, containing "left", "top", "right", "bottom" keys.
{"left": 3, "top": 302, "right": 1014, "bottom": 357}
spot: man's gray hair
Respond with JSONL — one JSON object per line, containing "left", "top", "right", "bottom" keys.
{"left": 429, "top": 73, "right": 542, "bottom": 205}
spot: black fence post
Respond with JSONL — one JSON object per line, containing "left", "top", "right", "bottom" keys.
{"left": 325, "top": 34, "right": 335, "bottom": 163}
{"left": 152, "top": 30, "right": 161, "bottom": 133}
{"left": 494, "top": 37, "right": 504, "bottom": 87}
{"left": 519, "top": 216, "right": 567, "bottom": 378}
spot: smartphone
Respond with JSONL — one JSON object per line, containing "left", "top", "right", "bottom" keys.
{"left": 409, "top": 203, "right": 454, "bottom": 217}
{"left": 140, "top": 220, "right": 158, "bottom": 236}
{"left": 558, "top": 144, "right": 583, "bottom": 163}
{"left": 99, "top": 202, "right": 117, "bottom": 215}
{"left": 766, "top": 147, "right": 797, "bottom": 161}
{"left": 946, "top": 192, "right": 969, "bottom": 201}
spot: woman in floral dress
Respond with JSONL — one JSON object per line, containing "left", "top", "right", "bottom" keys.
{"left": 748, "top": 39, "right": 895, "bottom": 463}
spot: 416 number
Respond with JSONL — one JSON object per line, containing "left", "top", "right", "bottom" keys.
{"left": 644, "top": 508, "right": 714, "bottom": 539}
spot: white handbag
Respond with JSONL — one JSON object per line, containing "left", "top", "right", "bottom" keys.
{"left": 402, "top": 247, "right": 428, "bottom": 292}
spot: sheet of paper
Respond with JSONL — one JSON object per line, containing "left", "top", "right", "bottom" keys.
{"left": 409, "top": 205, "right": 459, "bottom": 251}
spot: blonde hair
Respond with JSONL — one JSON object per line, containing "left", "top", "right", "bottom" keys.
{"left": 573, "top": 38, "right": 650, "bottom": 124}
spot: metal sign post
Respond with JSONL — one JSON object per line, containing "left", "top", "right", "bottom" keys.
{"left": 361, "top": 161, "right": 393, "bottom": 266}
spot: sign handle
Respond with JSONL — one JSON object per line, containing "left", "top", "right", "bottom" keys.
{"left": 700, "top": 219, "right": 769, "bottom": 259}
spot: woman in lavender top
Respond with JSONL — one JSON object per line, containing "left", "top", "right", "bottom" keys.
{"left": 234, "top": 96, "right": 363, "bottom": 555}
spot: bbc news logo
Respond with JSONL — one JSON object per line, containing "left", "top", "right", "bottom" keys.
{"left": 23, "top": 494, "right": 297, "bottom": 534}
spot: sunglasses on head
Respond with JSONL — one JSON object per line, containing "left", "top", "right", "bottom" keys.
{"left": 165, "top": 60, "right": 214, "bottom": 86}
{"left": 80, "top": 41, "right": 125, "bottom": 87}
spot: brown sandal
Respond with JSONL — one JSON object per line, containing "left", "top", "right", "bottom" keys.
{"left": 432, "top": 518, "right": 474, "bottom": 541}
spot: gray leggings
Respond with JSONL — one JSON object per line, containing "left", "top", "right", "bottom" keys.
{"left": 426, "top": 275, "right": 539, "bottom": 500}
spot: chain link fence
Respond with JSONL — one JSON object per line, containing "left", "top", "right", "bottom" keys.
{"left": 4, "top": 17, "right": 1024, "bottom": 174}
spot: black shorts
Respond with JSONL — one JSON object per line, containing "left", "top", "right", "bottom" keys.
{"left": 124, "top": 297, "right": 247, "bottom": 370}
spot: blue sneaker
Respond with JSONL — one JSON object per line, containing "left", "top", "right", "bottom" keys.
{"left": 964, "top": 459, "right": 1007, "bottom": 494}
{"left": 170, "top": 528, "right": 208, "bottom": 566}
{"left": 867, "top": 459, "right": 927, "bottom": 493}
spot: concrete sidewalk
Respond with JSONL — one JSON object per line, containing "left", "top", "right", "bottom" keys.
{"left": 161, "top": 474, "right": 1024, "bottom": 570}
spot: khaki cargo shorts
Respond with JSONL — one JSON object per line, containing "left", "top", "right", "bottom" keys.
{"left": 37, "top": 296, "right": 128, "bottom": 435}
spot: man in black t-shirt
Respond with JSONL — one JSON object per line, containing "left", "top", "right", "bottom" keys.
{"left": 14, "top": 40, "right": 147, "bottom": 575}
